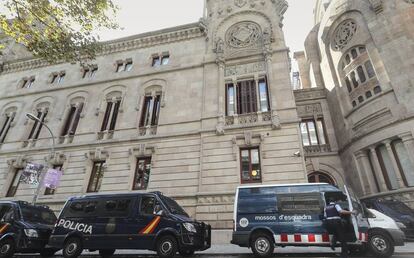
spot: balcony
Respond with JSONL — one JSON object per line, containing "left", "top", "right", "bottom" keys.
{"left": 303, "top": 144, "right": 331, "bottom": 155}
{"left": 225, "top": 112, "right": 271, "bottom": 126}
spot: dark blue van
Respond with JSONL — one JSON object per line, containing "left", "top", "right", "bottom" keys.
{"left": 48, "top": 192, "right": 211, "bottom": 258}
{"left": 0, "top": 201, "right": 57, "bottom": 258}
{"left": 231, "top": 183, "right": 374, "bottom": 257}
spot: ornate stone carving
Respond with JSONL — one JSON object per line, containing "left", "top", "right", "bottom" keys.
{"left": 45, "top": 152, "right": 67, "bottom": 165}
{"left": 238, "top": 113, "right": 258, "bottom": 124}
{"left": 85, "top": 148, "right": 109, "bottom": 161}
{"left": 271, "top": 110, "right": 281, "bottom": 129}
{"left": 368, "top": 0, "right": 383, "bottom": 13}
{"left": 297, "top": 104, "right": 323, "bottom": 117}
{"left": 225, "top": 61, "right": 265, "bottom": 77}
{"left": 225, "top": 22, "right": 261, "bottom": 49}
{"left": 234, "top": 0, "right": 247, "bottom": 8}
{"left": 332, "top": 20, "right": 357, "bottom": 51}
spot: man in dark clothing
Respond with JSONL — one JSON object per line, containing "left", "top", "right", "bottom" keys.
{"left": 324, "top": 199, "right": 354, "bottom": 258}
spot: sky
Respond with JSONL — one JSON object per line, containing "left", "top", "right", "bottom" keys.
{"left": 98, "top": 0, "right": 316, "bottom": 70}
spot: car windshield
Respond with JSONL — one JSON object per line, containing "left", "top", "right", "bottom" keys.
{"left": 379, "top": 201, "right": 414, "bottom": 217}
{"left": 21, "top": 205, "right": 57, "bottom": 225}
{"left": 160, "top": 196, "right": 189, "bottom": 217}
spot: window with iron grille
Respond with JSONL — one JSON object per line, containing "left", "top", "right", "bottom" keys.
{"left": 87, "top": 161, "right": 106, "bottom": 193}
{"left": 133, "top": 157, "right": 151, "bottom": 190}
{"left": 240, "top": 148, "right": 262, "bottom": 184}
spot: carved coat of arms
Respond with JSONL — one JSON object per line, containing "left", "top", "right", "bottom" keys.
{"left": 234, "top": 0, "right": 247, "bottom": 8}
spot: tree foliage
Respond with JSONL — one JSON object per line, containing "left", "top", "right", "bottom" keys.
{"left": 0, "top": 0, "right": 119, "bottom": 63}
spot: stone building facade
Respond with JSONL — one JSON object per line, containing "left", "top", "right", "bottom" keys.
{"left": 0, "top": 0, "right": 308, "bottom": 228}
{"left": 294, "top": 0, "right": 414, "bottom": 207}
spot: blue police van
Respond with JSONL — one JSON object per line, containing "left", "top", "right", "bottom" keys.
{"left": 0, "top": 201, "right": 57, "bottom": 258}
{"left": 231, "top": 183, "right": 378, "bottom": 257}
{"left": 48, "top": 192, "right": 211, "bottom": 258}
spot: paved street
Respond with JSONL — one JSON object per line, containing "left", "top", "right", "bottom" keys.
{"left": 15, "top": 243, "right": 414, "bottom": 257}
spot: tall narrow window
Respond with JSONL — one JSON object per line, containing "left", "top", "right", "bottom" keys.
{"left": 140, "top": 95, "right": 161, "bottom": 127}
{"left": 226, "top": 83, "right": 235, "bottom": 116}
{"left": 237, "top": 80, "right": 257, "bottom": 114}
{"left": 0, "top": 113, "right": 14, "bottom": 144}
{"left": 44, "top": 164, "right": 63, "bottom": 195}
{"left": 152, "top": 57, "right": 161, "bottom": 67}
{"left": 258, "top": 78, "right": 270, "bottom": 112}
{"left": 300, "top": 119, "right": 327, "bottom": 146}
{"left": 357, "top": 66, "right": 366, "bottom": 83}
{"left": 101, "top": 100, "right": 121, "bottom": 132}
{"left": 240, "top": 148, "right": 261, "bottom": 183}
{"left": 161, "top": 55, "right": 170, "bottom": 65}
{"left": 28, "top": 110, "right": 48, "bottom": 140}
{"left": 124, "top": 60, "right": 133, "bottom": 72}
{"left": 61, "top": 103, "right": 84, "bottom": 137}
{"left": 365, "top": 61, "right": 375, "bottom": 78}
{"left": 6, "top": 169, "right": 23, "bottom": 197}
{"left": 133, "top": 157, "right": 151, "bottom": 190}
{"left": 22, "top": 78, "right": 35, "bottom": 89}
{"left": 87, "top": 161, "right": 106, "bottom": 193}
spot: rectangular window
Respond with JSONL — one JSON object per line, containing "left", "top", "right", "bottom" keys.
{"left": 124, "top": 61, "right": 133, "bottom": 71}
{"left": 161, "top": 55, "right": 170, "bottom": 65}
{"left": 82, "top": 69, "right": 89, "bottom": 78}
{"left": 0, "top": 114, "right": 14, "bottom": 143}
{"left": 140, "top": 196, "right": 156, "bottom": 215}
{"left": 87, "top": 161, "right": 106, "bottom": 193}
{"left": 44, "top": 164, "right": 63, "bottom": 195}
{"left": 240, "top": 148, "right": 262, "bottom": 184}
{"left": 237, "top": 80, "right": 257, "bottom": 114}
{"left": 258, "top": 78, "right": 270, "bottom": 112}
{"left": 90, "top": 67, "right": 98, "bottom": 77}
{"left": 140, "top": 95, "right": 161, "bottom": 127}
{"left": 300, "top": 119, "right": 327, "bottom": 146}
{"left": 6, "top": 169, "right": 23, "bottom": 197}
{"left": 103, "top": 199, "right": 132, "bottom": 217}
{"left": 152, "top": 57, "right": 161, "bottom": 67}
{"left": 58, "top": 73, "right": 65, "bottom": 83}
{"left": 51, "top": 74, "right": 58, "bottom": 84}
{"left": 22, "top": 78, "right": 35, "bottom": 89}
{"left": 277, "top": 193, "right": 323, "bottom": 214}
{"left": 116, "top": 63, "right": 123, "bottom": 73}
{"left": 133, "top": 157, "right": 151, "bottom": 190}
{"left": 28, "top": 111, "right": 48, "bottom": 140}
{"left": 226, "top": 83, "right": 235, "bottom": 116}
{"left": 109, "top": 100, "right": 120, "bottom": 131}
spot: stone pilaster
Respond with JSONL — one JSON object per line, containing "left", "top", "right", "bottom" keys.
{"left": 369, "top": 147, "right": 388, "bottom": 192}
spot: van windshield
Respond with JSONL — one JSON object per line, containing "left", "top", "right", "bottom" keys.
{"left": 21, "top": 206, "right": 57, "bottom": 225}
{"left": 160, "top": 196, "right": 189, "bottom": 217}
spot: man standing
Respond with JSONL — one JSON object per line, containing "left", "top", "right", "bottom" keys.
{"left": 324, "top": 198, "right": 354, "bottom": 258}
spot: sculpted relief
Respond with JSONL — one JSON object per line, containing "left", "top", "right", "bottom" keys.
{"left": 225, "top": 21, "right": 262, "bottom": 50}
{"left": 332, "top": 20, "right": 357, "bottom": 51}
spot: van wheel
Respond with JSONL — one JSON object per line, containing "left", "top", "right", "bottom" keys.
{"left": 40, "top": 249, "right": 57, "bottom": 257}
{"left": 368, "top": 230, "right": 394, "bottom": 258}
{"left": 99, "top": 249, "right": 116, "bottom": 257}
{"left": 0, "top": 239, "right": 15, "bottom": 258}
{"left": 179, "top": 249, "right": 195, "bottom": 257}
{"left": 250, "top": 233, "right": 274, "bottom": 257}
{"left": 63, "top": 237, "right": 83, "bottom": 258}
{"left": 156, "top": 235, "right": 178, "bottom": 258}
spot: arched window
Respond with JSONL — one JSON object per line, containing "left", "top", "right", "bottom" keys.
{"left": 27, "top": 102, "right": 50, "bottom": 141}
{"left": 340, "top": 46, "right": 382, "bottom": 108}
{"left": 308, "top": 172, "right": 336, "bottom": 185}
{"left": 0, "top": 107, "right": 17, "bottom": 144}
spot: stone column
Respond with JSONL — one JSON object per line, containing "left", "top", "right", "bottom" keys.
{"left": 357, "top": 151, "right": 378, "bottom": 194}
{"left": 384, "top": 140, "right": 406, "bottom": 188}
{"left": 215, "top": 58, "right": 225, "bottom": 135}
{"left": 264, "top": 53, "right": 280, "bottom": 129}
{"left": 400, "top": 133, "right": 414, "bottom": 171}
{"left": 354, "top": 151, "right": 371, "bottom": 195}
{"left": 369, "top": 147, "right": 388, "bottom": 192}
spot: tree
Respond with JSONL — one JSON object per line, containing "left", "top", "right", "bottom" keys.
{"left": 0, "top": 0, "right": 119, "bottom": 63}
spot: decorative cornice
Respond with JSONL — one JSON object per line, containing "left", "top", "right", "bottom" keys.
{"left": 1, "top": 23, "right": 204, "bottom": 74}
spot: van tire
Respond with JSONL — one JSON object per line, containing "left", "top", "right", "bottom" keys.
{"left": 63, "top": 237, "right": 83, "bottom": 258}
{"left": 0, "top": 238, "right": 15, "bottom": 258}
{"left": 368, "top": 230, "right": 394, "bottom": 258}
{"left": 250, "top": 233, "right": 274, "bottom": 257}
{"left": 156, "top": 235, "right": 178, "bottom": 258}
{"left": 99, "top": 249, "right": 115, "bottom": 257}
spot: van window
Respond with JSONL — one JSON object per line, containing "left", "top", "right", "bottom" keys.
{"left": 277, "top": 193, "right": 323, "bottom": 214}
{"left": 140, "top": 196, "right": 156, "bottom": 215}
{"left": 238, "top": 188, "right": 277, "bottom": 214}
{"left": 62, "top": 201, "right": 99, "bottom": 218}
{"left": 0, "top": 204, "right": 13, "bottom": 221}
{"left": 103, "top": 199, "right": 132, "bottom": 217}
{"left": 21, "top": 206, "right": 57, "bottom": 225}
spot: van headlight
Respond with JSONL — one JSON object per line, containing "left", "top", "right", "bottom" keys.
{"left": 183, "top": 223, "right": 197, "bottom": 233}
{"left": 396, "top": 222, "right": 407, "bottom": 229}
{"left": 24, "top": 229, "right": 39, "bottom": 238}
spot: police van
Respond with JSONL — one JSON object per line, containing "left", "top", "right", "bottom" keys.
{"left": 231, "top": 183, "right": 401, "bottom": 257}
{"left": 48, "top": 192, "right": 211, "bottom": 258}
{"left": 0, "top": 201, "right": 58, "bottom": 258}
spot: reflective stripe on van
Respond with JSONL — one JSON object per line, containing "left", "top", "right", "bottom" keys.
{"left": 275, "top": 233, "right": 332, "bottom": 244}
{"left": 273, "top": 232, "right": 368, "bottom": 244}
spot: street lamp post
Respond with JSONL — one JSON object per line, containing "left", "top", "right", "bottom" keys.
{"left": 26, "top": 113, "right": 56, "bottom": 205}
